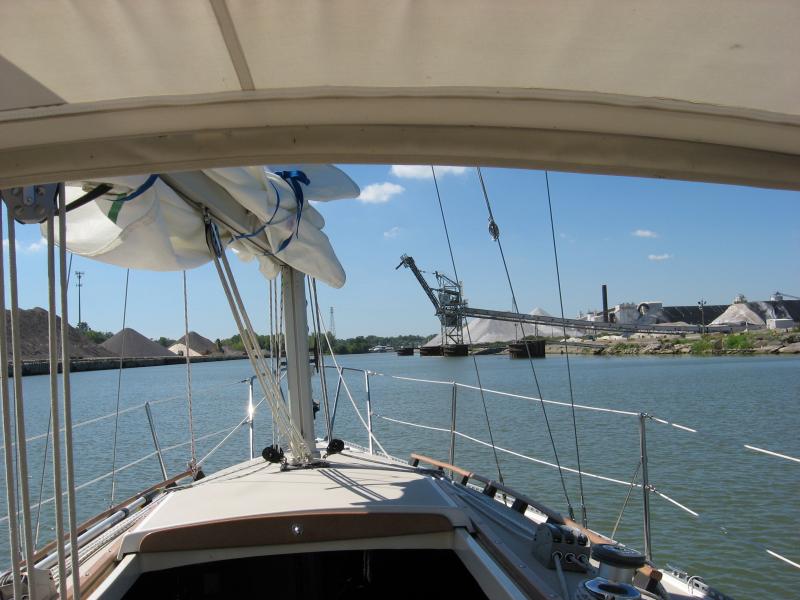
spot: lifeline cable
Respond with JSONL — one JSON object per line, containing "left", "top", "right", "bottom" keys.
{"left": 475, "top": 166, "right": 576, "bottom": 519}
{"left": 544, "top": 170, "right": 589, "bottom": 527}
{"left": 431, "top": 166, "right": 505, "bottom": 485}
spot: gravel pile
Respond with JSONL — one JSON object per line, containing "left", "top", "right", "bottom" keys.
{"left": 101, "top": 328, "right": 177, "bottom": 358}
{"left": 5, "top": 307, "right": 105, "bottom": 360}
{"left": 171, "top": 331, "right": 220, "bottom": 356}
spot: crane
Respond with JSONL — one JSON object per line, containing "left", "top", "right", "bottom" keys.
{"left": 772, "top": 291, "right": 800, "bottom": 301}
{"left": 398, "top": 254, "right": 705, "bottom": 336}
{"left": 396, "top": 255, "right": 466, "bottom": 349}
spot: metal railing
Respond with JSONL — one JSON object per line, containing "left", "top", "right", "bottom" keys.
{"left": 320, "top": 363, "right": 800, "bottom": 573}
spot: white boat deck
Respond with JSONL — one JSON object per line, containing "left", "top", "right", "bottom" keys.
{"left": 79, "top": 443, "right": 705, "bottom": 599}
{"left": 120, "top": 446, "right": 467, "bottom": 556}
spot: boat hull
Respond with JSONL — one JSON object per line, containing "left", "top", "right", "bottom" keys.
{"left": 508, "top": 340, "right": 546, "bottom": 358}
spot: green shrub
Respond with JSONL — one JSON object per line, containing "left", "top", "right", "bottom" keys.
{"left": 691, "top": 338, "right": 713, "bottom": 354}
{"left": 724, "top": 333, "right": 752, "bottom": 350}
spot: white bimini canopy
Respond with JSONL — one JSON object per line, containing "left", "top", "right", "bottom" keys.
{"left": 1, "top": 1, "right": 799, "bottom": 190}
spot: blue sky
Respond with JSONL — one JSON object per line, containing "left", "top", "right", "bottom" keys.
{"left": 4, "top": 166, "right": 799, "bottom": 340}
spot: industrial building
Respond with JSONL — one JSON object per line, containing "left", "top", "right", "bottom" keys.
{"left": 581, "top": 290, "right": 799, "bottom": 331}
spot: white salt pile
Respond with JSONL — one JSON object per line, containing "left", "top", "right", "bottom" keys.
{"left": 169, "top": 331, "right": 220, "bottom": 356}
{"left": 424, "top": 308, "right": 583, "bottom": 346}
{"left": 710, "top": 303, "right": 765, "bottom": 327}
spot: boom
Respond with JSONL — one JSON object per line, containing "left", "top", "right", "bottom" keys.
{"left": 399, "top": 254, "right": 709, "bottom": 336}
{"left": 396, "top": 255, "right": 441, "bottom": 313}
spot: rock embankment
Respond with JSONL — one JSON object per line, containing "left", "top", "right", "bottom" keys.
{"left": 593, "top": 331, "right": 800, "bottom": 356}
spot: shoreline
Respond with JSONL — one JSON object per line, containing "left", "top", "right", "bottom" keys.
{"left": 9, "top": 354, "right": 247, "bottom": 377}
{"left": 543, "top": 331, "right": 800, "bottom": 357}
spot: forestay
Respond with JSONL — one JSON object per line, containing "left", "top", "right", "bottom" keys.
{"left": 46, "top": 165, "right": 359, "bottom": 287}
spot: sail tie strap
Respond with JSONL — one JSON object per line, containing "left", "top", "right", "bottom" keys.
{"left": 275, "top": 170, "right": 310, "bottom": 252}
{"left": 231, "top": 181, "right": 284, "bottom": 243}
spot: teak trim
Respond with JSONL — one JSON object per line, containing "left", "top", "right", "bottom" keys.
{"left": 30, "top": 469, "right": 193, "bottom": 565}
{"left": 410, "top": 453, "right": 662, "bottom": 584}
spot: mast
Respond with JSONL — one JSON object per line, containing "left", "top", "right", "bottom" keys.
{"left": 281, "top": 266, "right": 319, "bottom": 458}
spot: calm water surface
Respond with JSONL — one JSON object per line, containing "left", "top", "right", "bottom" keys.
{"left": 1, "top": 353, "right": 797, "bottom": 597}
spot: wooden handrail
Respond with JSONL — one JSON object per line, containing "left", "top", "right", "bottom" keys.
{"left": 410, "top": 453, "right": 565, "bottom": 524}
{"left": 410, "top": 453, "right": 662, "bottom": 585}
{"left": 410, "top": 452, "right": 474, "bottom": 481}
{"left": 29, "top": 469, "right": 194, "bottom": 565}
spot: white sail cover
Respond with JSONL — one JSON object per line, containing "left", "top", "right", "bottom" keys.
{"left": 49, "top": 165, "right": 359, "bottom": 288}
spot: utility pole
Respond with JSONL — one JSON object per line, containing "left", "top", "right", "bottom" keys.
{"left": 75, "top": 271, "right": 85, "bottom": 329}
{"left": 697, "top": 298, "right": 706, "bottom": 334}
{"left": 329, "top": 306, "right": 336, "bottom": 338}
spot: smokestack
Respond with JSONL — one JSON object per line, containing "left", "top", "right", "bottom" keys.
{"left": 602, "top": 284, "right": 609, "bottom": 322}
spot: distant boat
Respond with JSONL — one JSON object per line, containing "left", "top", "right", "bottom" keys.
{"left": 396, "top": 347, "right": 414, "bottom": 356}
{"left": 368, "top": 345, "right": 393, "bottom": 353}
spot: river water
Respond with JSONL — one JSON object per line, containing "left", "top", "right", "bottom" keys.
{"left": 1, "top": 353, "right": 797, "bottom": 597}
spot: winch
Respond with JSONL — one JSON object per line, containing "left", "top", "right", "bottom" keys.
{"left": 532, "top": 522, "right": 590, "bottom": 570}
{"left": 575, "top": 543, "right": 647, "bottom": 600}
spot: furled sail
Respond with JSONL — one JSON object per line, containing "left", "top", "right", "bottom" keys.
{"left": 48, "top": 164, "right": 359, "bottom": 288}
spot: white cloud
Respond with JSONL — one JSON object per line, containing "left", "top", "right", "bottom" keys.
{"left": 648, "top": 253, "right": 672, "bottom": 261}
{"left": 2, "top": 238, "right": 46, "bottom": 253}
{"left": 632, "top": 229, "right": 659, "bottom": 238}
{"left": 358, "top": 182, "right": 405, "bottom": 204}
{"left": 383, "top": 226, "right": 401, "bottom": 239}
{"left": 26, "top": 238, "right": 46, "bottom": 253}
{"left": 390, "top": 165, "right": 468, "bottom": 179}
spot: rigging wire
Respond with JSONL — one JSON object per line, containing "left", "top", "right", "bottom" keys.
{"left": 35, "top": 239, "right": 77, "bottom": 551}
{"left": 58, "top": 204, "right": 81, "bottom": 599}
{"left": 611, "top": 462, "right": 641, "bottom": 540}
{"left": 7, "top": 210, "right": 39, "bottom": 590}
{"left": 30, "top": 211, "right": 64, "bottom": 592}
{"left": 109, "top": 269, "right": 130, "bottom": 506}
{"left": 33, "top": 413, "right": 51, "bottom": 548}
{"left": 0, "top": 205, "right": 23, "bottom": 596}
{"left": 268, "top": 278, "right": 276, "bottom": 445}
{"left": 183, "top": 271, "right": 197, "bottom": 468}
{"left": 316, "top": 311, "right": 389, "bottom": 456}
{"left": 207, "top": 225, "right": 308, "bottom": 459}
{"left": 544, "top": 170, "right": 589, "bottom": 527}
{"left": 475, "top": 166, "right": 575, "bottom": 519}
{"left": 431, "top": 166, "right": 505, "bottom": 484}
{"left": 309, "top": 278, "right": 333, "bottom": 441}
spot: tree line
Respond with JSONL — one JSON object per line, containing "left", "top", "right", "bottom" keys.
{"left": 78, "top": 322, "right": 434, "bottom": 356}
{"left": 217, "top": 333, "right": 434, "bottom": 355}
